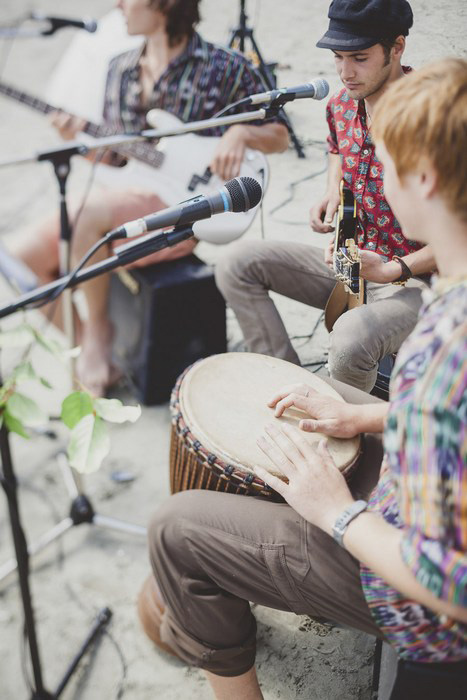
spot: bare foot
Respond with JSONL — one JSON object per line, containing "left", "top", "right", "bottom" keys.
{"left": 76, "top": 319, "right": 115, "bottom": 397}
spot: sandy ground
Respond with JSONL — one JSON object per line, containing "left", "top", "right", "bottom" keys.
{"left": 0, "top": 1, "right": 465, "bottom": 699}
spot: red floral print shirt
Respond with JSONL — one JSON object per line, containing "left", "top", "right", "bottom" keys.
{"left": 326, "top": 69, "right": 422, "bottom": 260}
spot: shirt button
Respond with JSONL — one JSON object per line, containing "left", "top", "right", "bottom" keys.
{"left": 363, "top": 149, "right": 369, "bottom": 155}
{"left": 356, "top": 183, "right": 363, "bottom": 189}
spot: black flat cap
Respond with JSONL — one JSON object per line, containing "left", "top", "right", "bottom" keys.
{"left": 317, "top": 0, "right": 414, "bottom": 51}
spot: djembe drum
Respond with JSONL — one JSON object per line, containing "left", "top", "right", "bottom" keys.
{"left": 169, "top": 353, "right": 361, "bottom": 499}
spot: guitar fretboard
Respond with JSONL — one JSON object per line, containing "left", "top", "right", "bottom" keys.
{"left": 0, "top": 81, "right": 165, "bottom": 169}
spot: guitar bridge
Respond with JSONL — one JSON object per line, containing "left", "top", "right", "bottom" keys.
{"left": 188, "top": 167, "right": 212, "bottom": 192}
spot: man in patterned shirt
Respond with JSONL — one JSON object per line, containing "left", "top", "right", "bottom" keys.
{"left": 139, "top": 57, "right": 466, "bottom": 700}
{"left": 216, "top": 0, "right": 435, "bottom": 393}
{"left": 7, "top": 0, "right": 288, "bottom": 396}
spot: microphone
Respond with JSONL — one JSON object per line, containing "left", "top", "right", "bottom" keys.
{"left": 30, "top": 12, "right": 98, "bottom": 35}
{"left": 245, "top": 78, "right": 330, "bottom": 106}
{"left": 109, "top": 176, "right": 263, "bottom": 240}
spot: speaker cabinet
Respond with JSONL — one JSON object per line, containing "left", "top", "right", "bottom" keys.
{"left": 109, "top": 255, "right": 226, "bottom": 404}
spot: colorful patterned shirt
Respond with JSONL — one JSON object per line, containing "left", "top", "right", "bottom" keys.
{"left": 360, "top": 278, "right": 467, "bottom": 662}
{"left": 103, "top": 31, "right": 280, "bottom": 136}
{"left": 326, "top": 69, "right": 422, "bottom": 260}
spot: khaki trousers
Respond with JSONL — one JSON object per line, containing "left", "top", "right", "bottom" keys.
{"left": 215, "top": 240, "right": 427, "bottom": 392}
{"left": 148, "top": 380, "right": 385, "bottom": 676}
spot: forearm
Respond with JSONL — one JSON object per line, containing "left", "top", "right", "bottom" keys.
{"left": 350, "top": 402, "right": 388, "bottom": 434}
{"left": 234, "top": 123, "right": 289, "bottom": 153}
{"left": 341, "top": 512, "right": 467, "bottom": 623}
{"left": 385, "top": 244, "right": 436, "bottom": 281}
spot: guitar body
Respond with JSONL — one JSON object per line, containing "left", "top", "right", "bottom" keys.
{"left": 91, "top": 109, "right": 269, "bottom": 244}
{"left": 325, "top": 183, "right": 366, "bottom": 332}
{"left": 0, "top": 83, "right": 269, "bottom": 245}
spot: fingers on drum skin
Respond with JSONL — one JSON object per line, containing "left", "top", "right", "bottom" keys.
{"left": 274, "top": 392, "right": 309, "bottom": 418}
{"left": 280, "top": 422, "right": 317, "bottom": 463}
{"left": 253, "top": 463, "right": 286, "bottom": 495}
{"left": 317, "top": 438, "right": 340, "bottom": 473}
{"left": 256, "top": 434, "right": 295, "bottom": 479}
{"left": 263, "top": 423, "right": 310, "bottom": 469}
{"left": 268, "top": 383, "right": 311, "bottom": 408}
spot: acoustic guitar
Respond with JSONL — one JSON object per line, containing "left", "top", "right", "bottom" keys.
{"left": 324, "top": 181, "right": 366, "bottom": 332}
{"left": 0, "top": 80, "right": 269, "bottom": 244}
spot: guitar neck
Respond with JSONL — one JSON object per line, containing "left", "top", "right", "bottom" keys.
{"left": 0, "top": 80, "right": 164, "bottom": 168}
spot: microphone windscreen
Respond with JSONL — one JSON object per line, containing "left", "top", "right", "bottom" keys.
{"left": 226, "top": 176, "right": 262, "bottom": 212}
{"left": 312, "top": 78, "right": 330, "bottom": 100}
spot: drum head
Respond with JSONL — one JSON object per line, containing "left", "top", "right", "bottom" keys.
{"left": 179, "top": 353, "right": 360, "bottom": 478}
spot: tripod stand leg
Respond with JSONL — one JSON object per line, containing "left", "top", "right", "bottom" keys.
{"left": 229, "top": 26, "right": 306, "bottom": 158}
{"left": 247, "top": 32, "right": 306, "bottom": 159}
{"left": 93, "top": 513, "right": 147, "bottom": 537}
{"left": 54, "top": 607, "right": 112, "bottom": 698}
{"left": 0, "top": 517, "right": 74, "bottom": 583}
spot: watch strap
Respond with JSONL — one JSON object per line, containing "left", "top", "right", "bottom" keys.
{"left": 332, "top": 500, "right": 368, "bottom": 548}
{"left": 392, "top": 255, "right": 413, "bottom": 284}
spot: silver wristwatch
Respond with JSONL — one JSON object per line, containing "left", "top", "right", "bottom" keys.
{"left": 332, "top": 500, "right": 368, "bottom": 548}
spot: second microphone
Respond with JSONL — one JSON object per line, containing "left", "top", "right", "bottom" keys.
{"left": 108, "top": 176, "right": 263, "bottom": 241}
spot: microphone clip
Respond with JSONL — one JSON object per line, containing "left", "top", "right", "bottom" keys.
{"left": 113, "top": 225, "right": 194, "bottom": 267}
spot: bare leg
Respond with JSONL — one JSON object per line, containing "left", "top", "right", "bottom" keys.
{"left": 205, "top": 667, "right": 263, "bottom": 700}
{"left": 68, "top": 197, "right": 115, "bottom": 396}
{"left": 5, "top": 219, "right": 74, "bottom": 331}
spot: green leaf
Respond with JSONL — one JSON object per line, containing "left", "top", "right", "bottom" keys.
{"left": 0, "top": 325, "right": 35, "bottom": 348}
{"left": 4, "top": 409, "right": 29, "bottom": 439}
{"left": 11, "top": 361, "right": 37, "bottom": 383}
{"left": 93, "top": 398, "right": 141, "bottom": 424}
{"left": 67, "top": 414, "right": 110, "bottom": 473}
{"left": 6, "top": 392, "right": 46, "bottom": 427}
{"left": 61, "top": 392, "right": 94, "bottom": 429}
{"left": 40, "top": 377, "right": 53, "bottom": 389}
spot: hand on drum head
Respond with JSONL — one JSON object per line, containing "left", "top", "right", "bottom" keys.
{"left": 268, "top": 383, "right": 359, "bottom": 439}
{"left": 256, "top": 424, "right": 354, "bottom": 533}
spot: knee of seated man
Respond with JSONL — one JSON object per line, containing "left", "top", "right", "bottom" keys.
{"left": 148, "top": 490, "right": 214, "bottom": 562}
{"left": 215, "top": 240, "right": 268, "bottom": 295}
{"left": 328, "top": 312, "right": 376, "bottom": 372}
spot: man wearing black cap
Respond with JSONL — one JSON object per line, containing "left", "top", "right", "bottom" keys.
{"left": 216, "top": 0, "right": 436, "bottom": 394}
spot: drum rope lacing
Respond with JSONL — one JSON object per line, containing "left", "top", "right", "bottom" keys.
{"left": 170, "top": 365, "right": 275, "bottom": 496}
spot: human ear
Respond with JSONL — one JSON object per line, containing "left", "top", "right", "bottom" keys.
{"left": 392, "top": 36, "right": 406, "bottom": 60}
{"left": 419, "top": 159, "right": 438, "bottom": 200}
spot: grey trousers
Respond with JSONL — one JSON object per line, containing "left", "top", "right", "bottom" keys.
{"left": 148, "top": 380, "right": 385, "bottom": 676}
{"left": 215, "top": 240, "right": 427, "bottom": 392}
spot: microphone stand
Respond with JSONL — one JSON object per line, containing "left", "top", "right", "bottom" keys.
{"left": 0, "top": 225, "right": 193, "bottom": 699}
{"left": 229, "top": 0, "right": 305, "bottom": 159}
{"left": 0, "top": 108, "right": 271, "bottom": 169}
{"left": 0, "top": 15, "right": 96, "bottom": 38}
{"left": 0, "top": 226, "right": 195, "bottom": 318}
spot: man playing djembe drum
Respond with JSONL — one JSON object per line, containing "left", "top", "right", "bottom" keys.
{"left": 138, "top": 59, "right": 467, "bottom": 699}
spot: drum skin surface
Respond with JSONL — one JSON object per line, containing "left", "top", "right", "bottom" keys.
{"left": 170, "top": 353, "right": 361, "bottom": 497}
